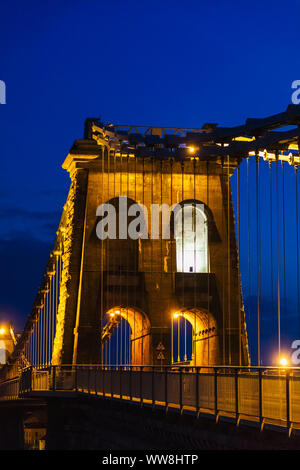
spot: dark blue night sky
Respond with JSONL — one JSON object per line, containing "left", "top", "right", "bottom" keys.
{"left": 0, "top": 0, "right": 300, "bottom": 365}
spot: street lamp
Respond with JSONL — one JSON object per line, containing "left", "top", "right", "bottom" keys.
{"left": 279, "top": 357, "right": 288, "bottom": 367}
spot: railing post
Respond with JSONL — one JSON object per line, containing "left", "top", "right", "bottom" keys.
{"left": 129, "top": 366, "right": 132, "bottom": 401}
{"left": 23, "top": 368, "right": 27, "bottom": 393}
{"left": 179, "top": 367, "right": 183, "bottom": 414}
{"left": 111, "top": 366, "right": 113, "bottom": 400}
{"left": 165, "top": 367, "right": 168, "bottom": 412}
{"left": 30, "top": 366, "right": 33, "bottom": 392}
{"left": 52, "top": 366, "right": 56, "bottom": 392}
{"left": 235, "top": 368, "right": 239, "bottom": 425}
{"left": 20, "top": 369, "right": 25, "bottom": 393}
{"left": 152, "top": 366, "right": 155, "bottom": 408}
{"left": 120, "top": 366, "right": 122, "bottom": 400}
{"left": 21, "top": 369, "right": 24, "bottom": 393}
{"left": 214, "top": 367, "right": 218, "bottom": 422}
{"left": 75, "top": 366, "right": 78, "bottom": 392}
{"left": 88, "top": 367, "right": 91, "bottom": 394}
{"left": 140, "top": 366, "right": 143, "bottom": 407}
{"left": 259, "top": 368, "right": 264, "bottom": 431}
{"left": 286, "top": 370, "right": 291, "bottom": 436}
{"left": 196, "top": 367, "right": 199, "bottom": 417}
{"left": 95, "top": 367, "right": 97, "bottom": 395}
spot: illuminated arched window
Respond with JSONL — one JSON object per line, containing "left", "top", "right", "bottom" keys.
{"left": 174, "top": 203, "right": 208, "bottom": 273}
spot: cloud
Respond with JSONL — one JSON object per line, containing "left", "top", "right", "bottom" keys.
{"left": 0, "top": 207, "right": 61, "bottom": 221}
{"left": 34, "top": 188, "right": 67, "bottom": 197}
{"left": 0, "top": 234, "right": 52, "bottom": 331}
{"left": 0, "top": 206, "right": 62, "bottom": 242}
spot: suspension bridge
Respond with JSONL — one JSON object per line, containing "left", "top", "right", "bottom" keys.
{"left": 1, "top": 104, "right": 300, "bottom": 449}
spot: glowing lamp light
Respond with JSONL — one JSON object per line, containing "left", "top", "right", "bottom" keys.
{"left": 0, "top": 328, "right": 5, "bottom": 335}
{"left": 188, "top": 146, "right": 195, "bottom": 154}
{"left": 110, "top": 309, "right": 121, "bottom": 318}
{"left": 173, "top": 313, "right": 180, "bottom": 319}
{"left": 280, "top": 357, "right": 288, "bottom": 367}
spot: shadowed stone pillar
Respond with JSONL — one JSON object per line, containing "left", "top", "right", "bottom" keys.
{"left": 52, "top": 141, "right": 99, "bottom": 365}
{"left": 0, "top": 405, "right": 24, "bottom": 450}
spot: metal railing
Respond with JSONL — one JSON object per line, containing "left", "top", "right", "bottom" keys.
{"left": 1, "top": 365, "right": 300, "bottom": 434}
{"left": 0, "top": 377, "right": 20, "bottom": 400}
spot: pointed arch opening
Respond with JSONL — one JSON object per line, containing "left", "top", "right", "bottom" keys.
{"left": 101, "top": 306, "right": 151, "bottom": 367}
{"left": 174, "top": 202, "right": 209, "bottom": 273}
{"left": 172, "top": 308, "right": 218, "bottom": 366}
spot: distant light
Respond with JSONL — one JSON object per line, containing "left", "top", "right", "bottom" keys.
{"left": 280, "top": 357, "right": 288, "bottom": 367}
{"left": 0, "top": 328, "right": 5, "bottom": 335}
{"left": 188, "top": 146, "right": 195, "bottom": 154}
{"left": 115, "top": 309, "right": 120, "bottom": 314}
{"left": 173, "top": 313, "right": 180, "bottom": 319}
{"left": 110, "top": 313, "right": 115, "bottom": 317}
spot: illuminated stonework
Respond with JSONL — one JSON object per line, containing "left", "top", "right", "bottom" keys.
{"left": 52, "top": 169, "right": 88, "bottom": 365}
{"left": 48, "top": 135, "right": 250, "bottom": 367}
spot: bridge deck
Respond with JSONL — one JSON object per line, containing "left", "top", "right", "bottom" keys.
{"left": 1, "top": 365, "right": 300, "bottom": 436}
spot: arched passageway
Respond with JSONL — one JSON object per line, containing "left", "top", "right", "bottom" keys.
{"left": 172, "top": 308, "right": 218, "bottom": 366}
{"left": 101, "top": 307, "right": 151, "bottom": 366}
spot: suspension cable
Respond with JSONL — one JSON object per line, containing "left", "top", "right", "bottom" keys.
{"left": 160, "top": 158, "right": 163, "bottom": 366}
{"left": 237, "top": 163, "right": 241, "bottom": 365}
{"left": 133, "top": 152, "right": 137, "bottom": 367}
{"left": 296, "top": 166, "right": 300, "bottom": 336}
{"left": 227, "top": 154, "right": 231, "bottom": 365}
{"left": 269, "top": 162, "right": 274, "bottom": 332}
{"left": 282, "top": 161, "right": 286, "bottom": 337}
{"left": 222, "top": 157, "right": 225, "bottom": 364}
{"left": 276, "top": 155, "right": 281, "bottom": 360}
{"left": 247, "top": 157, "right": 251, "bottom": 321}
{"left": 256, "top": 154, "right": 261, "bottom": 366}
{"left": 207, "top": 160, "right": 210, "bottom": 366}
{"left": 100, "top": 145, "right": 105, "bottom": 367}
{"left": 193, "top": 157, "right": 197, "bottom": 366}
{"left": 170, "top": 158, "right": 174, "bottom": 363}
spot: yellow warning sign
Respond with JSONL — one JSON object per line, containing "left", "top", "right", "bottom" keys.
{"left": 156, "top": 342, "right": 165, "bottom": 351}
{"left": 157, "top": 351, "right": 165, "bottom": 360}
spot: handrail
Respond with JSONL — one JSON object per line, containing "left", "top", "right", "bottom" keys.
{"left": 1, "top": 364, "right": 300, "bottom": 436}
{"left": 15, "top": 364, "right": 300, "bottom": 371}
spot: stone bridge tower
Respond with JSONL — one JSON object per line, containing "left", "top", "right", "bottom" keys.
{"left": 51, "top": 120, "right": 250, "bottom": 367}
